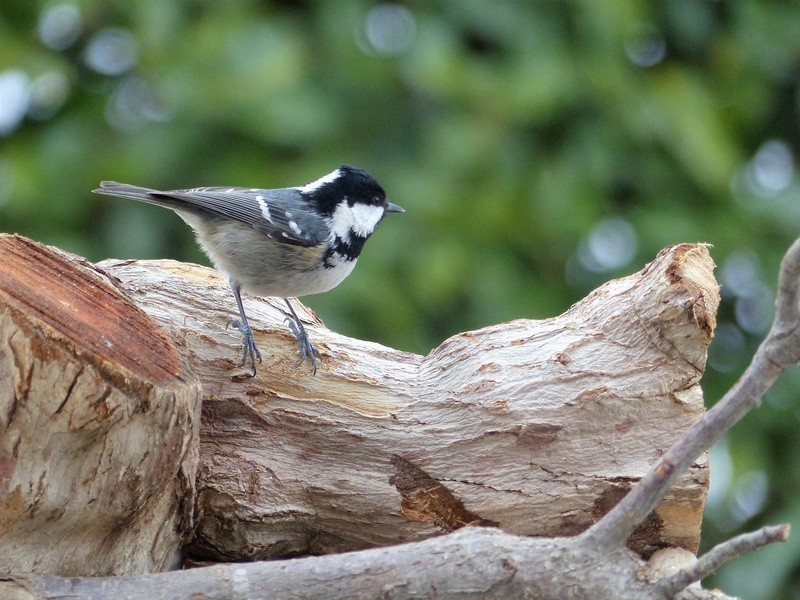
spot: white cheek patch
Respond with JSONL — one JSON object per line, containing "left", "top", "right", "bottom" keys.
{"left": 331, "top": 202, "right": 384, "bottom": 238}
{"left": 297, "top": 169, "right": 341, "bottom": 194}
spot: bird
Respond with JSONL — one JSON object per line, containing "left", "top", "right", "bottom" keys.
{"left": 93, "top": 165, "right": 403, "bottom": 376}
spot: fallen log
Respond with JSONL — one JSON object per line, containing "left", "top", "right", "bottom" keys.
{"left": 0, "top": 235, "right": 716, "bottom": 576}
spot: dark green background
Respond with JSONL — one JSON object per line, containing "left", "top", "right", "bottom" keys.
{"left": 2, "top": 2, "right": 799, "bottom": 597}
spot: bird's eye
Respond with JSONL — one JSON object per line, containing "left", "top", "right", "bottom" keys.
{"left": 372, "top": 195, "right": 382, "bottom": 205}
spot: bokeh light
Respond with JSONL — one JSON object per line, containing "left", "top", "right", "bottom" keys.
{"left": 624, "top": 23, "right": 667, "bottom": 68}
{"left": 358, "top": 4, "right": 416, "bottom": 56}
{"left": 28, "top": 71, "right": 71, "bottom": 121}
{"left": 0, "top": 70, "right": 31, "bottom": 136}
{"left": 38, "top": 1, "right": 83, "bottom": 51}
{"left": 577, "top": 217, "right": 639, "bottom": 273}
{"left": 707, "top": 322, "right": 747, "bottom": 373}
{"left": 84, "top": 28, "right": 139, "bottom": 76}
{"left": 744, "top": 139, "right": 795, "bottom": 198}
{"left": 104, "top": 76, "right": 170, "bottom": 132}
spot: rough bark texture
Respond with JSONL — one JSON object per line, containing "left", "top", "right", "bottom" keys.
{"left": 96, "top": 242, "right": 717, "bottom": 563}
{"left": 0, "top": 235, "right": 201, "bottom": 576}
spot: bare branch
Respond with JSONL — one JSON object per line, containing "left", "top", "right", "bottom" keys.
{"left": 656, "top": 524, "right": 791, "bottom": 597}
{"left": 774, "top": 238, "right": 800, "bottom": 334}
{"left": 579, "top": 240, "right": 800, "bottom": 550}
{"left": 0, "top": 527, "right": 749, "bottom": 600}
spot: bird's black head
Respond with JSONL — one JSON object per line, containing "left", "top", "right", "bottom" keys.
{"left": 300, "top": 165, "right": 388, "bottom": 216}
{"left": 299, "top": 165, "right": 403, "bottom": 263}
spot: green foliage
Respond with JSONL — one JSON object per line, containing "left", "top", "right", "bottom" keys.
{"left": 2, "top": 2, "right": 800, "bottom": 596}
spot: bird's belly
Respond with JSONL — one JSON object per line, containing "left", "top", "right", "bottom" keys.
{"left": 241, "top": 257, "right": 357, "bottom": 298}
{"left": 196, "top": 223, "right": 359, "bottom": 298}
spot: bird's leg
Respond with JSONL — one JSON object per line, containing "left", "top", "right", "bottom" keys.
{"left": 283, "top": 298, "right": 319, "bottom": 375}
{"left": 226, "top": 278, "right": 262, "bottom": 376}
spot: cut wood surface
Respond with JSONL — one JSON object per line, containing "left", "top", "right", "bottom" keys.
{"left": 99, "top": 242, "right": 717, "bottom": 562}
{"left": 0, "top": 235, "right": 201, "bottom": 576}
{"left": 0, "top": 234, "right": 719, "bottom": 577}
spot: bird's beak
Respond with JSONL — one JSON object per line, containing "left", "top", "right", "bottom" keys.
{"left": 386, "top": 202, "right": 405, "bottom": 214}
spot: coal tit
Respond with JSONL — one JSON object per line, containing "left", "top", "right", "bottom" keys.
{"left": 94, "top": 165, "right": 403, "bottom": 376}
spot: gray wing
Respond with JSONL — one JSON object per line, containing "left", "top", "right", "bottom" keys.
{"left": 94, "top": 182, "right": 330, "bottom": 247}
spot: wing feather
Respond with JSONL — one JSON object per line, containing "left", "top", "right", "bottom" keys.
{"left": 95, "top": 183, "right": 330, "bottom": 247}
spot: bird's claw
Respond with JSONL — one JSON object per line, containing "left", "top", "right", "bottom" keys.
{"left": 228, "top": 318, "right": 262, "bottom": 376}
{"left": 284, "top": 316, "right": 320, "bottom": 375}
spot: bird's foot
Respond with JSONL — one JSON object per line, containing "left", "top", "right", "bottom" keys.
{"left": 227, "top": 318, "right": 262, "bottom": 376}
{"left": 285, "top": 316, "right": 320, "bottom": 375}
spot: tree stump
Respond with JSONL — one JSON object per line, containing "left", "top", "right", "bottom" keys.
{"left": 0, "top": 235, "right": 201, "bottom": 576}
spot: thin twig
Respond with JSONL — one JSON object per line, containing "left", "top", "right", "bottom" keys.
{"left": 579, "top": 238, "right": 800, "bottom": 550}
{"left": 655, "top": 524, "right": 791, "bottom": 597}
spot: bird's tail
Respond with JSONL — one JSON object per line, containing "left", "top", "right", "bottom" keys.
{"left": 93, "top": 181, "right": 187, "bottom": 212}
